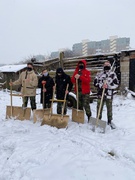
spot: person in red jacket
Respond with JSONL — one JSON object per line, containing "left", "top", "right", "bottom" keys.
{"left": 71, "top": 59, "right": 91, "bottom": 122}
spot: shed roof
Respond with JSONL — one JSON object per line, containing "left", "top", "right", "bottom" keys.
{"left": 0, "top": 64, "right": 27, "bottom": 73}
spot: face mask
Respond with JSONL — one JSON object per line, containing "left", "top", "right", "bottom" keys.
{"left": 43, "top": 72, "right": 48, "bottom": 76}
{"left": 27, "top": 67, "right": 32, "bottom": 71}
{"left": 57, "top": 73, "right": 62, "bottom": 76}
{"left": 79, "top": 65, "right": 84, "bottom": 69}
{"left": 104, "top": 66, "right": 111, "bottom": 71}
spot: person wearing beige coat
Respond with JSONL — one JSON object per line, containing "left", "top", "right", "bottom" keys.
{"left": 10, "top": 62, "right": 38, "bottom": 110}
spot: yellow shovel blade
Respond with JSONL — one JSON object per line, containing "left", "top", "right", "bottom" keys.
{"left": 33, "top": 108, "right": 50, "bottom": 123}
{"left": 6, "top": 105, "right": 31, "bottom": 120}
{"left": 41, "top": 114, "right": 69, "bottom": 129}
{"left": 72, "top": 108, "right": 85, "bottom": 124}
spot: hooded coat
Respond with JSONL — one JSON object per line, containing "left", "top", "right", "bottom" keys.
{"left": 71, "top": 59, "right": 91, "bottom": 94}
{"left": 55, "top": 68, "right": 73, "bottom": 100}
{"left": 13, "top": 70, "right": 38, "bottom": 96}
{"left": 38, "top": 74, "right": 54, "bottom": 103}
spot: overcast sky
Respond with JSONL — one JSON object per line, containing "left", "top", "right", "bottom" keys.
{"left": 0, "top": 0, "right": 135, "bottom": 64}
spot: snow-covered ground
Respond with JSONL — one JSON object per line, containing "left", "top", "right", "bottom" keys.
{"left": 0, "top": 89, "right": 135, "bottom": 180}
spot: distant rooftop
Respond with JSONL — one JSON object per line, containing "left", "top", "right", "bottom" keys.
{"left": 0, "top": 64, "right": 27, "bottom": 73}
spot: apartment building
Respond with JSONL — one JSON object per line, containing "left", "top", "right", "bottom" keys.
{"left": 50, "top": 36, "right": 130, "bottom": 58}
{"left": 72, "top": 36, "right": 130, "bottom": 56}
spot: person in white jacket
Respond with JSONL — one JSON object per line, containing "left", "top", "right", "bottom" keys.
{"left": 94, "top": 61, "right": 119, "bottom": 129}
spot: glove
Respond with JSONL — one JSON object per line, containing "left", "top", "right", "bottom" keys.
{"left": 74, "top": 74, "right": 80, "bottom": 79}
{"left": 102, "top": 83, "right": 108, "bottom": 89}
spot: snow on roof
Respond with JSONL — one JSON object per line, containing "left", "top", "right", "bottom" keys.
{"left": 0, "top": 64, "right": 27, "bottom": 73}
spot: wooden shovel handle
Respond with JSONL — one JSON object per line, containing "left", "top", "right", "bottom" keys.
{"left": 50, "top": 99, "right": 66, "bottom": 102}
{"left": 97, "top": 87, "right": 105, "bottom": 120}
{"left": 96, "top": 80, "right": 106, "bottom": 126}
{"left": 10, "top": 79, "right": 13, "bottom": 117}
{"left": 10, "top": 94, "right": 22, "bottom": 97}
{"left": 48, "top": 84, "right": 56, "bottom": 119}
{"left": 61, "top": 84, "right": 69, "bottom": 119}
{"left": 42, "top": 83, "right": 45, "bottom": 109}
{"left": 76, "top": 78, "right": 78, "bottom": 111}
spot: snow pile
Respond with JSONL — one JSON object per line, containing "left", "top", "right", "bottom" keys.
{"left": 0, "top": 90, "right": 135, "bottom": 180}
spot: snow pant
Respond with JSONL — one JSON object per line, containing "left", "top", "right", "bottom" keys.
{"left": 78, "top": 92, "right": 91, "bottom": 118}
{"left": 43, "top": 102, "right": 51, "bottom": 109}
{"left": 57, "top": 101, "right": 67, "bottom": 115}
{"left": 23, "top": 96, "right": 36, "bottom": 110}
{"left": 40, "top": 92, "right": 52, "bottom": 109}
{"left": 97, "top": 98, "right": 112, "bottom": 124}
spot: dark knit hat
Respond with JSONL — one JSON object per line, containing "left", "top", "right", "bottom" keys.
{"left": 56, "top": 67, "right": 63, "bottom": 74}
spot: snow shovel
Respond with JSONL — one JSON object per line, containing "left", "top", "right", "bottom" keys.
{"left": 90, "top": 85, "right": 106, "bottom": 133}
{"left": 33, "top": 82, "right": 50, "bottom": 123}
{"left": 6, "top": 79, "right": 31, "bottom": 120}
{"left": 41, "top": 84, "right": 55, "bottom": 126}
{"left": 72, "top": 78, "right": 84, "bottom": 123}
{"left": 41, "top": 84, "right": 69, "bottom": 128}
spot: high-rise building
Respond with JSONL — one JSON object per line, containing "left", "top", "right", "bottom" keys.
{"left": 72, "top": 36, "right": 130, "bottom": 56}
{"left": 72, "top": 42, "right": 82, "bottom": 56}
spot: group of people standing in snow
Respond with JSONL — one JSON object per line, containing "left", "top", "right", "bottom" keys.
{"left": 9, "top": 59, "right": 119, "bottom": 128}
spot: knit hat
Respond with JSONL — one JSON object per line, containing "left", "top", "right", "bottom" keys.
{"left": 56, "top": 67, "right": 63, "bottom": 74}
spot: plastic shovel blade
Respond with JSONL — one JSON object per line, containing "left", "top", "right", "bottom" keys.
{"left": 89, "top": 117, "right": 106, "bottom": 133}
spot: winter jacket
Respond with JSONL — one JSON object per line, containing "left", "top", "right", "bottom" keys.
{"left": 94, "top": 70, "right": 119, "bottom": 99}
{"left": 55, "top": 68, "right": 73, "bottom": 100}
{"left": 71, "top": 59, "right": 91, "bottom": 94}
{"left": 13, "top": 70, "right": 38, "bottom": 96}
{"left": 38, "top": 74, "right": 54, "bottom": 103}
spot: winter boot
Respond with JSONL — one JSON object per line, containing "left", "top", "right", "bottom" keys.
{"left": 88, "top": 115, "right": 90, "bottom": 123}
{"left": 108, "top": 120, "right": 116, "bottom": 130}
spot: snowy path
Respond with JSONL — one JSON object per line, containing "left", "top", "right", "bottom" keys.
{"left": 0, "top": 90, "right": 135, "bottom": 180}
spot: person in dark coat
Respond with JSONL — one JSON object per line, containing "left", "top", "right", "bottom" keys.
{"left": 55, "top": 67, "right": 73, "bottom": 115}
{"left": 38, "top": 69, "right": 54, "bottom": 109}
